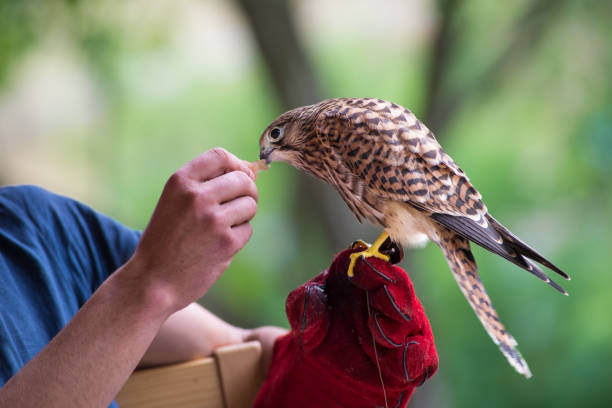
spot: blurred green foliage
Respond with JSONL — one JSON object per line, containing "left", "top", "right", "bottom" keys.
{"left": 1, "top": 0, "right": 611, "bottom": 407}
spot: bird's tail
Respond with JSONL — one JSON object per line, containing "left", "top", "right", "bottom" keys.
{"left": 434, "top": 226, "right": 533, "bottom": 378}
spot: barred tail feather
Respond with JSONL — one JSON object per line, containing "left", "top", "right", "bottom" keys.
{"left": 434, "top": 226, "right": 533, "bottom": 378}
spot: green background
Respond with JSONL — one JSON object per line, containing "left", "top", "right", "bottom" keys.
{"left": 1, "top": 0, "right": 611, "bottom": 406}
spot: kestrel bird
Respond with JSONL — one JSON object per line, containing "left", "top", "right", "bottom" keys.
{"left": 259, "top": 97, "right": 569, "bottom": 378}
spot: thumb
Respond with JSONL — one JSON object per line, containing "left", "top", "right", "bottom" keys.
{"left": 244, "top": 326, "right": 289, "bottom": 375}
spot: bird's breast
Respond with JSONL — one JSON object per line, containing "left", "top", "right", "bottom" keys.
{"left": 383, "top": 201, "right": 435, "bottom": 248}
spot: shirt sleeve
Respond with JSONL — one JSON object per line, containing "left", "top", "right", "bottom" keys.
{"left": 0, "top": 185, "right": 141, "bottom": 293}
{"left": 0, "top": 184, "right": 141, "bottom": 407}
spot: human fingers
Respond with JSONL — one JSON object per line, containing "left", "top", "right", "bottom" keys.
{"left": 227, "top": 222, "right": 254, "bottom": 253}
{"left": 244, "top": 326, "right": 289, "bottom": 375}
{"left": 202, "top": 170, "right": 258, "bottom": 205}
{"left": 183, "top": 148, "right": 255, "bottom": 182}
{"left": 220, "top": 196, "right": 258, "bottom": 227}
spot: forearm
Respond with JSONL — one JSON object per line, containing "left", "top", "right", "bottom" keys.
{"left": 139, "top": 303, "right": 247, "bottom": 368}
{"left": 140, "top": 303, "right": 288, "bottom": 373}
{"left": 0, "top": 149, "right": 262, "bottom": 407}
{"left": 0, "top": 261, "right": 175, "bottom": 408}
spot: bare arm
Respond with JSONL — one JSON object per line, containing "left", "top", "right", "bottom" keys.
{"left": 140, "top": 303, "right": 288, "bottom": 370}
{"left": 139, "top": 303, "right": 246, "bottom": 368}
{"left": 0, "top": 148, "right": 260, "bottom": 408}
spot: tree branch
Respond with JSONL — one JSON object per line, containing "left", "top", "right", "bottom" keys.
{"left": 234, "top": 0, "right": 321, "bottom": 108}
{"left": 235, "top": 0, "right": 377, "bottom": 263}
{"left": 423, "top": 0, "right": 461, "bottom": 130}
{"left": 424, "top": 0, "right": 566, "bottom": 134}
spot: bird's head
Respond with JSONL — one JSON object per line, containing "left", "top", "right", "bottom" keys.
{"left": 259, "top": 102, "right": 327, "bottom": 171}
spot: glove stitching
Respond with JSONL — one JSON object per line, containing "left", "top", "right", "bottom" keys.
{"left": 373, "top": 312, "right": 402, "bottom": 348}
{"left": 383, "top": 285, "right": 411, "bottom": 322}
{"left": 418, "top": 367, "right": 431, "bottom": 387}
{"left": 366, "top": 291, "right": 389, "bottom": 408}
{"left": 361, "top": 257, "right": 396, "bottom": 283}
{"left": 299, "top": 285, "right": 312, "bottom": 351}
{"left": 403, "top": 341, "right": 420, "bottom": 382}
{"left": 393, "top": 391, "right": 405, "bottom": 408}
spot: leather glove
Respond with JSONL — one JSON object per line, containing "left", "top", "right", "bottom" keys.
{"left": 253, "top": 243, "right": 438, "bottom": 408}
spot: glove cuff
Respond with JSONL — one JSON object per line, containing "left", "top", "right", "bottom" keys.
{"left": 253, "top": 332, "right": 415, "bottom": 408}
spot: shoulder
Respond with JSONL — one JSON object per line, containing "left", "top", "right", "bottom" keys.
{"left": 0, "top": 184, "right": 141, "bottom": 252}
{"left": 0, "top": 185, "right": 94, "bottom": 232}
{"left": 0, "top": 185, "right": 65, "bottom": 233}
{"left": 0, "top": 184, "right": 58, "bottom": 206}
{"left": 0, "top": 184, "right": 141, "bottom": 287}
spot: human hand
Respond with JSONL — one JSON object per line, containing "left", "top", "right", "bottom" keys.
{"left": 254, "top": 244, "right": 438, "bottom": 408}
{"left": 244, "top": 326, "right": 289, "bottom": 374}
{"left": 127, "top": 148, "right": 259, "bottom": 312}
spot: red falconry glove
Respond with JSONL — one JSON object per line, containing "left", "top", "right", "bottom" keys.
{"left": 254, "top": 243, "right": 438, "bottom": 408}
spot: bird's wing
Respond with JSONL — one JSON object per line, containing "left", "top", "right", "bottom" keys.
{"left": 434, "top": 225, "right": 532, "bottom": 378}
{"left": 432, "top": 212, "right": 569, "bottom": 287}
{"left": 315, "top": 98, "right": 569, "bottom": 284}
{"left": 322, "top": 159, "right": 386, "bottom": 226}
{"left": 314, "top": 98, "right": 488, "bottom": 225}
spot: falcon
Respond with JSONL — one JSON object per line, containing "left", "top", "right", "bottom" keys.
{"left": 258, "top": 97, "right": 568, "bottom": 378}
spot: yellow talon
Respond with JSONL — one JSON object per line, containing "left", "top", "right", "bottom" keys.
{"left": 348, "top": 231, "right": 391, "bottom": 277}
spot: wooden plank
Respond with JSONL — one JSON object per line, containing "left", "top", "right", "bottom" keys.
{"left": 214, "top": 341, "right": 264, "bottom": 408}
{"left": 116, "top": 357, "right": 224, "bottom": 408}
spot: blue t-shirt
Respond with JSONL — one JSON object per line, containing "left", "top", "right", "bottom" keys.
{"left": 0, "top": 185, "right": 140, "bottom": 407}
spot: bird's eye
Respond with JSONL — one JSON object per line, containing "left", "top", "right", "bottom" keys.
{"left": 269, "top": 127, "right": 282, "bottom": 141}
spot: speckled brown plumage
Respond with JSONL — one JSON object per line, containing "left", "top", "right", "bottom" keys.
{"left": 259, "top": 97, "right": 569, "bottom": 378}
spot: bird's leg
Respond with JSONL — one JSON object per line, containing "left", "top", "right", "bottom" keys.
{"left": 348, "top": 231, "right": 391, "bottom": 277}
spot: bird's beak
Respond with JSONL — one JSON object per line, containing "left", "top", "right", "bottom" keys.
{"left": 260, "top": 147, "right": 273, "bottom": 164}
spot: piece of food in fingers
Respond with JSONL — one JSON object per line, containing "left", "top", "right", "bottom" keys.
{"left": 248, "top": 159, "right": 269, "bottom": 179}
